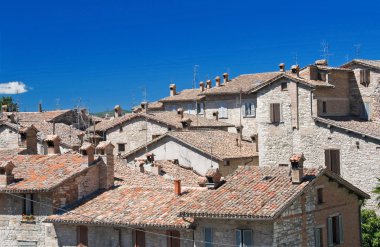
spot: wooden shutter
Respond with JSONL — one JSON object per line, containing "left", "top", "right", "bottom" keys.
{"left": 360, "top": 69, "right": 364, "bottom": 84}
{"left": 167, "top": 230, "right": 180, "bottom": 247}
{"left": 270, "top": 103, "right": 281, "bottom": 123}
{"left": 315, "top": 228, "right": 321, "bottom": 247}
{"left": 327, "top": 217, "right": 333, "bottom": 247}
{"left": 242, "top": 103, "right": 246, "bottom": 117}
{"left": 236, "top": 230, "right": 242, "bottom": 247}
{"left": 204, "top": 228, "right": 213, "bottom": 247}
{"left": 325, "top": 150, "right": 332, "bottom": 171}
{"left": 243, "top": 230, "right": 253, "bottom": 247}
{"left": 364, "top": 69, "right": 370, "bottom": 85}
{"left": 134, "top": 229, "right": 145, "bottom": 247}
{"left": 250, "top": 104, "right": 256, "bottom": 117}
{"left": 331, "top": 150, "right": 340, "bottom": 175}
{"left": 338, "top": 215, "right": 343, "bottom": 244}
{"left": 270, "top": 104, "right": 274, "bottom": 122}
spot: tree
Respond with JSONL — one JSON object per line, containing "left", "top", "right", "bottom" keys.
{"left": 0, "top": 96, "right": 18, "bottom": 112}
{"left": 362, "top": 209, "right": 380, "bottom": 247}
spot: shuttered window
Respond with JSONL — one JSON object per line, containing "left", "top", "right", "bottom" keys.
{"left": 204, "top": 228, "right": 213, "bottom": 247}
{"left": 77, "top": 226, "right": 88, "bottom": 247}
{"left": 359, "top": 69, "right": 370, "bottom": 86}
{"left": 166, "top": 230, "right": 180, "bottom": 247}
{"left": 315, "top": 227, "right": 322, "bottom": 247}
{"left": 219, "top": 103, "right": 228, "bottom": 119}
{"left": 197, "top": 102, "right": 205, "bottom": 114}
{"left": 327, "top": 215, "right": 343, "bottom": 246}
{"left": 270, "top": 103, "right": 281, "bottom": 123}
{"left": 23, "top": 194, "right": 34, "bottom": 215}
{"left": 242, "top": 103, "right": 256, "bottom": 117}
{"left": 236, "top": 229, "right": 253, "bottom": 247}
{"left": 133, "top": 229, "right": 145, "bottom": 247}
{"left": 325, "top": 149, "right": 340, "bottom": 175}
{"left": 360, "top": 102, "right": 371, "bottom": 120}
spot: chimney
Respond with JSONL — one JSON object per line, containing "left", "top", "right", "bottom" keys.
{"left": 205, "top": 168, "right": 222, "bottom": 189}
{"left": 177, "top": 108, "right": 184, "bottom": 119}
{"left": 215, "top": 76, "right": 221, "bottom": 87}
{"left": 45, "top": 135, "right": 61, "bottom": 155}
{"left": 174, "top": 179, "right": 181, "bottom": 196}
{"left": 223, "top": 73, "right": 229, "bottom": 84}
{"left": 291, "top": 65, "right": 300, "bottom": 77}
{"left": 80, "top": 142, "right": 95, "bottom": 164}
{"left": 279, "top": 63, "right": 286, "bottom": 72}
{"left": 180, "top": 117, "right": 192, "bottom": 129}
{"left": 38, "top": 103, "right": 43, "bottom": 113}
{"left": 315, "top": 59, "right": 328, "bottom": 66}
{"left": 1, "top": 105, "right": 7, "bottom": 113}
{"left": 199, "top": 81, "right": 205, "bottom": 92}
{"left": 235, "top": 124, "right": 243, "bottom": 146}
{"left": 289, "top": 153, "right": 305, "bottom": 184}
{"left": 140, "top": 102, "right": 148, "bottom": 113}
{"left": 6, "top": 113, "right": 16, "bottom": 123}
{"left": 96, "top": 141, "right": 115, "bottom": 189}
{"left": 114, "top": 105, "right": 122, "bottom": 118}
{"left": 146, "top": 152, "right": 155, "bottom": 163}
{"left": 0, "top": 161, "right": 15, "bottom": 187}
{"left": 170, "top": 84, "right": 177, "bottom": 96}
{"left": 19, "top": 126, "right": 38, "bottom": 154}
{"left": 212, "top": 111, "right": 219, "bottom": 121}
{"left": 152, "top": 162, "right": 162, "bottom": 175}
{"left": 206, "top": 80, "right": 212, "bottom": 89}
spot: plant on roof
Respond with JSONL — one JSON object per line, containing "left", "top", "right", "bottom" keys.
{"left": 361, "top": 209, "right": 380, "bottom": 247}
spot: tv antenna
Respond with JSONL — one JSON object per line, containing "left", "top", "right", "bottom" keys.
{"left": 55, "top": 98, "right": 60, "bottom": 110}
{"left": 320, "top": 40, "right": 333, "bottom": 61}
{"left": 192, "top": 65, "right": 199, "bottom": 89}
{"left": 354, "top": 44, "right": 361, "bottom": 58}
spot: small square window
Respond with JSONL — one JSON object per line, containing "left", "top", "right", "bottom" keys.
{"left": 118, "top": 144, "right": 125, "bottom": 152}
{"left": 281, "top": 82, "right": 288, "bottom": 91}
{"left": 119, "top": 125, "right": 123, "bottom": 132}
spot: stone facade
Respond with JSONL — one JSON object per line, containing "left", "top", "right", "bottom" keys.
{"left": 0, "top": 125, "right": 19, "bottom": 149}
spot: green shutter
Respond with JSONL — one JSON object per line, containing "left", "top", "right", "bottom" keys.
{"left": 315, "top": 228, "right": 321, "bottom": 247}
{"left": 236, "top": 230, "right": 242, "bottom": 247}
{"left": 243, "top": 230, "right": 253, "bottom": 247}
{"left": 339, "top": 215, "right": 343, "bottom": 244}
{"left": 328, "top": 217, "right": 333, "bottom": 247}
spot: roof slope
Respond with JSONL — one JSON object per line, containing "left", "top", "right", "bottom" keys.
{"left": 88, "top": 111, "right": 233, "bottom": 132}
{"left": 3, "top": 110, "right": 72, "bottom": 123}
{"left": 33, "top": 122, "right": 83, "bottom": 147}
{"left": 314, "top": 116, "right": 380, "bottom": 141}
{"left": 0, "top": 154, "right": 91, "bottom": 192}
{"left": 341, "top": 59, "right": 380, "bottom": 70}
{"left": 159, "top": 88, "right": 205, "bottom": 102}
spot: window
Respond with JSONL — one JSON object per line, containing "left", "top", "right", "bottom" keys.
{"left": 281, "top": 82, "right": 288, "bottom": 91}
{"left": 204, "top": 228, "right": 213, "bottom": 247}
{"left": 119, "top": 125, "right": 123, "bottom": 132}
{"left": 18, "top": 241, "right": 37, "bottom": 247}
{"left": 328, "top": 215, "right": 343, "bottom": 246}
{"left": 242, "top": 102, "right": 256, "bottom": 117}
{"left": 219, "top": 103, "right": 228, "bottom": 118}
{"left": 236, "top": 229, "right": 253, "bottom": 247}
{"left": 22, "top": 194, "right": 34, "bottom": 215}
{"left": 118, "top": 144, "right": 125, "bottom": 152}
{"left": 322, "top": 101, "right": 327, "bottom": 114}
{"left": 359, "top": 69, "right": 370, "bottom": 86}
{"left": 187, "top": 103, "right": 193, "bottom": 114}
{"left": 197, "top": 102, "right": 205, "bottom": 114}
{"left": 77, "top": 225, "right": 88, "bottom": 247}
{"left": 166, "top": 230, "right": 180, "bottom": 247}
{"left": 270, "top": 103, "right": 281, "bottom": 123}
{"left": 317, "top": 188, "right": 324, "bottom": 204}
{"left": 133, "top": 229, "right": 145, "bottom": 247}
{"left": 325, "top": 149, "right": 340, "bottom": 175}
{"left": 318, "top": 72, "right": 327, "bottom": 81}
{"left": 20, "top": 133, "right": 27, "bottom": 146}
{"left": 360, "top": 102, "right": 371, "bottom": 120}
{"left": 315, "top": 227, "right": 323, "bottom": 247}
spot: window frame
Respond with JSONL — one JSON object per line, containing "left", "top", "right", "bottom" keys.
{"left": 281, "top": 82, "right": 288, "bottom": 91}
{"left": 269, "top": 103, "right": 281, "bottom": 123}
{"left": 77, "top": 225, "right": 88, "bottom": 247}
{"left": 117, "top": 143, "right": 126, "bottom": 153}
{"left": 324, "top": 149, "right": 341, "bottom": 175}
{"left": 204, "top": 227, "right": 213, "bottom": 247}
{"left": 22, "top": 194, "right": 34, "bottom": 216}
{"left": 236, "top": 229, "right": 253, "bottom": 247}
{"left": 359, "top": 69, "right": 370, "bottom": 86}
{"left": 327, "top": 215, "right": 343, "bottom": 246}
{"left": 219, "top": 103, "right": 228, "bottom": 119}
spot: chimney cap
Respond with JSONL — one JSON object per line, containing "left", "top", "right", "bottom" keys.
{"left": 223, "top": 73, "right": 228, "bottom": 76}
{"left": 215, "top": 76, "right": 221, "bottom": 80}
{"left": 80, "top": 142, "right": 95, "bottom": 151}
{"left": 199, "top": 81, "right": 204, "bottom": 86}
{"left": 114, "top": 105, "right": 121, "bottom": 110}
{"left": 169, "top": 83, "right": 176, "bottom": 88}
{"left": 315, "top": 59, "right": 328, "bottom": 66}
{"left": 289, "top": 153, "right": 306, "bottom": 163}
{"left": 45, "top": 135, "right": 60, "bottom": 142}
{"left": 96, "top": 141, "right": 115, "bottom": 151}
{"left": 0, "top": 161, "right": 15, "bottom": 171}
{"left": 177, "top": 108, "right": 184, "bottom": 113}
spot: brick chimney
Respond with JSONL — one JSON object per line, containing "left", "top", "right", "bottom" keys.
{"left": 205, "top": 168, "right": 222, "bottom": 189}
{"left": 45, "top": 135, "right": 61, "bottom": 155}
{"left": 19, "top": 125, "right": 38, "bottom": 154}
{"left": 291, "top": 65, "right": 300, "bottom": 77}
{"left": 80, "top": 142, "right": 95, "bottom": 164}
{"left": 114, "top": 105, "right": 122, "bottom": 118}
{"left": 180, "top": 117, "right": 192, "bottom": 129}
{"left": 215, "top": 76, "right": 221, "bottom": 87}
{"left": 170, "top": 84, "right": 177, "bottom": 96}
{"left": 177, "top": 108, "right": 184, "bottom": 120}
{"left": 212, "top": 110, "right": 219, "bottom": 121}
{"left": 279, "top": 63, "right": 286, "bottom": 72}
{"left": 38, "top": 103, "right": 43, "bottom": 113}
{"left": 290, "top": 153, "right": 305, "bottom": 184}
{"left": 199, "top": 81, "right": 205, "bottom": 92}
{"left": 96, "top": 141, "right": 115, "bottom": 189}
{"left": 235, "top": 124, "right": 243, "bottom": 146}
{"left": 174, "top": 179, "right": 181, "bottom": 196}
{"left": 223, "top": 73, "right": 229, "bottom": 84}
{"left": 140, "top": 102, "right": 148, "bottom": 113}
{"left": 206, "top": 80, "right": 212, "bottom": 89}
{"left": 315, "top": 59, "right": 328, "bottom": 66}
{"left": 0, "top": 161, "right": 15, "bottom": 187}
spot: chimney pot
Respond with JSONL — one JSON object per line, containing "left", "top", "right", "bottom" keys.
{"left": 223, "top": 73, "right": 229, "bottom": 84}
{"left": 0, "top": 161, "right": 15, "bottom": 187}
{"left": 45, "top": 135, "right": 61, "bottom": 155}
{"left": 215, "top": 76, "right": 221, "bottom": 87}
{"left": 152, "top": 163, "right": 162, "bottom": 175}
{"left": 96, "top": 141, "right": 115, "bottom": 189}
{"left": 279, "top": 63, "right": 286, "bottom": 72}
{"left": 206, "top": 80, "right": 212, "bottom": 89}
{"left": 291, "top": 65, "right": 300, "bottom": 77}
{"left": 169, "top": 84, "right": 177, "bottom": 96}
{"left": 315, "top": 59, "right": 328, "bottom": 66}
{"left": 212, "top": 111, "right": 219, "bottom": 121}
{"left": 38, "top": 103, "right": 43, "bottom": 113}
{"left": 114, "top": 105, "right": 122, "bottom": 118}
{"left": 140, "top": 102, "right": 148, "bottom": 113}
{"left": 199, "top": 81, "right": 205, "bottom": 92}
{"left": 1, "top": 105, "right": 7, "bottom": 113}
{"left": 177, "top": 108, "right": 184, "bottom": 119}
{"left": 80, "top": 142, "right": 95, "bottom": 164}
{"left": 289, "top": 153, "right": 305, "bottom": 184}
{"left": 174, "top": 179, "right": 181, "bottom": 196}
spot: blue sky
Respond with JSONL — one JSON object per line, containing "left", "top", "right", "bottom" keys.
{"left": 0, "top": 0, "right": 380, "bottom": 112}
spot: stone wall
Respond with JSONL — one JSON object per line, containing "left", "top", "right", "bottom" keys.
{"left": 0, "top": 125, "right": 19, "bottom": 149}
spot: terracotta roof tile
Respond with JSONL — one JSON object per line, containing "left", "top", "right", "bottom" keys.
{"left": 159, "top": 89, "right": 205, "bottom": 102}
{"left": 3, "top": 110, "right": 71, "bottom": 123}
{"left": 341, "top": 59, "right": 380, "bottom": 70}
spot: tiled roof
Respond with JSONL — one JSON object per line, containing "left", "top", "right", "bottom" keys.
{"left": 314, "top": 116, "right": 380, "bottom": 141}
{"left": 341, "top": 59, "right": 380, "bottom": 70}
{"left": 159, "top": 89, "right": 205, "bottom": 102}
{"left": 47, "top": 160, "right": 205, "bottom": 228}
{"left": 0, "top": 154, "right": 92, "bottom": 192}
{"left": 180, "top": 166, "right": 369, "bottom": 219}
{"left": 123, "top": 130, "right": 258, "bottom": 161}
{"left": 132, "top": 101, "right": 164, "bottom": 112}
{"left": 88, "top": 111, "right": 232, "bottom": 132}
{"left": 4, "top": 110, "right": 72, "bottom": 123}
{"left": 33, "top": 122, "right": 83, "bottom": 148}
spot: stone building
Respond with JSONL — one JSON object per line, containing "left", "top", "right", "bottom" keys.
{"left": 0, "top": 141, "right": 115, "bottom": 246}
{"left": 45, "top": 156, "right": 368, "bottom": 247}
{"left": 123, "top": 129, "right": 258, "bottom": 176}
{"left": 87, "top": 110, "right": 233, "bottom": 155}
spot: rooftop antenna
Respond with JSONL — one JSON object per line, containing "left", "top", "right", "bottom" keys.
{"left": 55, "top": 98, "right": 60, "bottom": 110}
{"left": 320, "top": 40, "right": 333, "bottom": 61}
{"left": 293, "top": 52, "right": 299, "bottom": 65}
{"left": 354, "top": 44, "right": 361, "bottom": 58}
{"left": 192, "top": 65, "right": 199, "bottom": 89}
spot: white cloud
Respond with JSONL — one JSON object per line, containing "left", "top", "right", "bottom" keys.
{"left": 0, "top": 81, "right": 28, "bottom": 94}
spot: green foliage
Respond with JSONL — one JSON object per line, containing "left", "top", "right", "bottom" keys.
{"left": 362, "top": 209, "right": 380, "bottom": 247}
{"left": 0, "top": 96, "right": 18, "bottom": 112}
